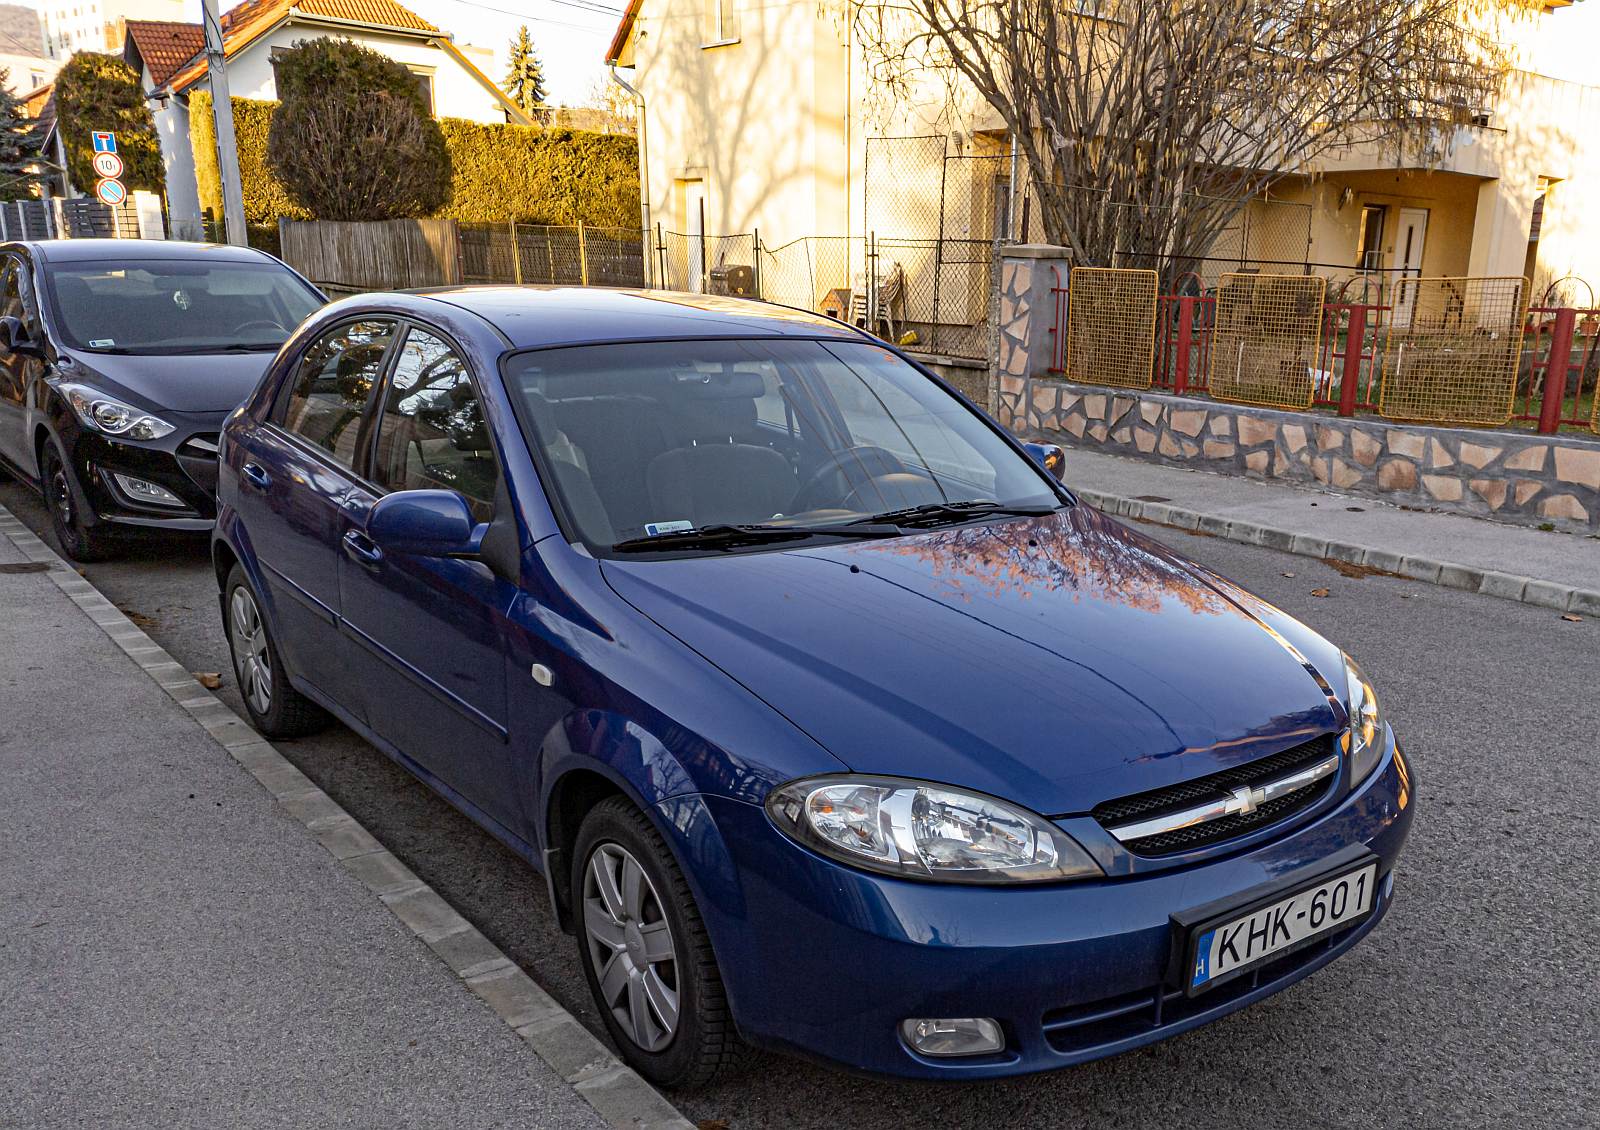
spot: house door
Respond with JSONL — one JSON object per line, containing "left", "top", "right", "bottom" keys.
{"left": 683, "top": 180, "right": 706, "bottom": 292}
{"left": 1390, "top": 208, "right": 1429, "bottom": 327}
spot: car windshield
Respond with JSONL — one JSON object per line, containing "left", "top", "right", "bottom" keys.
{"left": 47, "top": 259, "right": 323, "bottom": 355}
{"left": 502, "top": 337, "right": 1062, "bottom": 553}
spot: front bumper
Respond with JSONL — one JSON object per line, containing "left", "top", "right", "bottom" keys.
{"left": 657, "top": 736, "right": 1414, "bottom": 1079}
{"left": 72, "top": 426, "right": 222, "bottom": 532}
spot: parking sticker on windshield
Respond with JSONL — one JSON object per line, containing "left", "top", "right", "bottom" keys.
{"left": 644, "top": 520, "right": 694, "bottom": 536}
{"left": 89, "top": 338, "right": 114, "bottom": 347}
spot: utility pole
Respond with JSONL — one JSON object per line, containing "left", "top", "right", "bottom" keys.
{"left": 202, "top": 0, "right": 246, "bottom": 245}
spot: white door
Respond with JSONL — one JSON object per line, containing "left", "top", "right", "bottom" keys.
{"left": 1390, "top": 207, "right": 1429, "bottom": 327}
{"left": 683, "top": 180, "right": 706, "bottom": 293}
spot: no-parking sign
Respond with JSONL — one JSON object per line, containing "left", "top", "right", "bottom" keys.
{"left": 95, "top": 178, "right": 127, "bottom": 206}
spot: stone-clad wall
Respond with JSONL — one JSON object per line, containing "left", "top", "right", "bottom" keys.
{"left": 995, "top": 377, "right": 1600, "bottom": 533}
{"left": 991, "top": 244, "right": 1600, "bottom": 534}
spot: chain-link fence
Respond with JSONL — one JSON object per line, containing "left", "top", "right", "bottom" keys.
{"left": 655, "top": 230, "right": 758, "bottom": 295}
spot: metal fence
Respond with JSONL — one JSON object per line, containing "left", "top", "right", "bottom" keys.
{"left": 458, "top": 224, "right": 649, "bottom": 288}
{"left": 0, "top": 195, "right": 163, "bottom": 240}
{"left": 1052, "top": 263, "right": 1599, "bottom": 434}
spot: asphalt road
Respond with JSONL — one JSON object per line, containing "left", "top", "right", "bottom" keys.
{"left": 4, "top": 477, "right": 1596, "bottom": 1130}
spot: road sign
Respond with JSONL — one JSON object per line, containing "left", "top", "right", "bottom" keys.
{"left": 95, "top": 178, "right": 127, "bottom": 206}
{"left": 91, "top": 151, "right": 123, "bottom": 180}
{"left": 92, "top": 131, "right": 117, "bottom": 154}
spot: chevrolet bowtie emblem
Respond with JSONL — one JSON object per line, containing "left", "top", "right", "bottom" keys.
{"left": 1227, "top": 784, "right": 1266, "bottom": 816}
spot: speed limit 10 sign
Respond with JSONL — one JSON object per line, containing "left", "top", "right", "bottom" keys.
{"left": 92, "top": 150, "right": 124, "bottom": 180}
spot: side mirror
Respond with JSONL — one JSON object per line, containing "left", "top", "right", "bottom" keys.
{"left": 366, "top": 489, "right": 483, "bottom": 558}
{"left": 0, "top": 315, "right": 40, "bottom": 357}
{"left": 1022, "top": 441, "right": 1066, "bottom": 482}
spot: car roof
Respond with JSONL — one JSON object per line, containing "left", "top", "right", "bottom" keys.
{"left": 14, "top": 239, "right": 279, "bottom": 265}
{"left": 405, "top": 286, "right": 870, "bottom": 351}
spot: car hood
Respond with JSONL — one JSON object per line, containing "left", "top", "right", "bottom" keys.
{"left": 60, "top": 349, "right": 276, "bottom": 415}
{"left": 600, "top": 505, "right": 1347, "bottom": 815}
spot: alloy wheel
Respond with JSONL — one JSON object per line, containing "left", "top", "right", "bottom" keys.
{"left": 582, "top": 842, "right": 680, "bottom": 1052}
{"left": 229, "top": 586, "right": 273, "bottom": 716}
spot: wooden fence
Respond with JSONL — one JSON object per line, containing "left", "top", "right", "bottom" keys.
{"left": 278, "top": 218, "right": 462, "bottom": 293}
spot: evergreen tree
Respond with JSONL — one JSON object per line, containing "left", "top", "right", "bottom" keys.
{"left": 502, "top": 26, "right": 547, "bottom": 121}
{"left": 0, "top": 68, "right": 40, "bottom": 200}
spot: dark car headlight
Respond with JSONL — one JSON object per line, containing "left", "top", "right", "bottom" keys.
{"left": 1341, "top": 653, "right": 1386, "bottom": 786}
{"left": 766, "top": 774, "right": 1103, "bottom": 884}
{"left": 61, "top": 383, "right": 175, "bottom": 441}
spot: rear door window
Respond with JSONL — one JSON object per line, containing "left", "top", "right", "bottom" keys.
{"left": 277, "top": 319, "right": 396, "bottom": 469}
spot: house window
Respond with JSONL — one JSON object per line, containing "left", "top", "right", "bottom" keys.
{"left": 409, "top": 68, "right": 435, "bottom": 115}
{"left": 1356, "top": 205, "right": 1385, "bottom": 271}
{"left": 702, "top": 0, "right": 739, "bottom": 46}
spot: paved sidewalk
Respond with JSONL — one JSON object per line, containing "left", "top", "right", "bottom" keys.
{"left": 0, "top": 521, "right": 654, "bottom": 1126}
{"left": 1061, "top": 448, "right": 1600, "bottom": 612}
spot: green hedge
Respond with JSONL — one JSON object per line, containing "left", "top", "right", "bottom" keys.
{"left": 436, "top": 119, "right": 638, "bottom": 227}
{"left": 190, "top": 94, "right": 639, "bottom": 228}
{"left": 54, "top": 53, "right": 164, "bottom": 195}
{"left": 189, "top": 91, "right": 308, "bottom": 226}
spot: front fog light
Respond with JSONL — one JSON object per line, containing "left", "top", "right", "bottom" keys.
{"left": 900, "top": 1017, "right": 1004, "bottom": 1058}
{"left": 111, "top": 472, "right": 184, "bottom": 508}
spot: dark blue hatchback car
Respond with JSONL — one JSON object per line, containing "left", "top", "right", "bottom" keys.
{"left": 213, "top": 287, "right": 1413, "bottom": 1088}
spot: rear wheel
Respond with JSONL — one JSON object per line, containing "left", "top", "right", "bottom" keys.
{"left": 572, "top": 796, "right": 745, "bottom": 1089}
{"left": 224, "top": 564, "right": 329, "bottom": 738}
{"left": 40, "top": 439, "right": 116, "bottom": 562}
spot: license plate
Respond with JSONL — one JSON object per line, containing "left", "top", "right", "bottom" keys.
{"left": 1185, "top": 862, "right": 1377, "bottom": 994}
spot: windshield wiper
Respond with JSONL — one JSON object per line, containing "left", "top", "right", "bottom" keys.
{"left": 612, "top": 522, "right": 902, "bottom": 553}
{"left": 849, "top": 499, "right": 1061, "bottom": 529}
{"left": 162, "top": 342, "right": 283, "bottom": 354}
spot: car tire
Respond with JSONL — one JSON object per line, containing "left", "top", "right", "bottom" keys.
{"left": 224, "top": 563, "right": 330, "bottom": 739}
{"left": 572, "top": 795, "right": 746, "bottom": 1090}
{"left": 40, "top": 439, "right": 117, "bottom": 562}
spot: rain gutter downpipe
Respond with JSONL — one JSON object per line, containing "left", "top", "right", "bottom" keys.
{"left": 608, "top": 63, "right": 651, "bottom": 284}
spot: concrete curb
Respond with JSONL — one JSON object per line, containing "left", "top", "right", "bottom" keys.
{"left": 1073, "top": 487, "right": 1600, "bottom": 617}
{"left": 0, "top": 504, "right": 692, "bottom": 1130}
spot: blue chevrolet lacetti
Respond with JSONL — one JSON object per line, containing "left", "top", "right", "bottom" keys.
{"left": 212, "top": 287, "right": 1413, "bottom": 1088}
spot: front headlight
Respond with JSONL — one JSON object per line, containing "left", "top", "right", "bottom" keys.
{"left": 1341, "top": 653, "right": 1385, "bottom": 785}
{"left": 765, "top": 775, "right": 1103, "bottom": 884}
{"left": 61, "top": 384, "right": 175, "bottom": 441}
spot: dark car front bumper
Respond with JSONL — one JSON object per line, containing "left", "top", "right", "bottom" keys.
{"left": 72, "top": 422, "right": 224, "bottom": 532}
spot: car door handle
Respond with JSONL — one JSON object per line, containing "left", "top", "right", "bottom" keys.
{"left": 342, "top": 529, "right": 384, "bottom": 567}
{"left": 241, "top": 462, "right": 271, "bottom": 490}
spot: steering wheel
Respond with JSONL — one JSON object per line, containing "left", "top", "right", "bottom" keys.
{"left": 233, "top": 319, "right": 287, "bottom": 336}
{"left": 791, "top": 445, "right": 908, "bottom": 511}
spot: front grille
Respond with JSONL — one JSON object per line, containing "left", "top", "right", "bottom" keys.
{"left": 179, "top": 433, "right": 221, "bottom": 458}
{"left": 1092, "top": 735, "right": 1336, "bottom": 856}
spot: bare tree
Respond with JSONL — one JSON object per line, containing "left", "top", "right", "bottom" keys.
{"left": 856, "top": 0, "right": 1534, "bottom": 272}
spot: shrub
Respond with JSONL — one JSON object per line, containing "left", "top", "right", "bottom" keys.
{"left": 437, "top": 119, "right": 639, "bottom": 227}
{"left": 198, "top": 95, "right": 640, "bottom": 229}
{"left": 267, "top": 39, "right": 449, "bottom": 221}
{"left": 53, "top": 52, "right": 164, "bottom": 195}
{"left": 189, "top": 91, "right": 308, "bottom": 225}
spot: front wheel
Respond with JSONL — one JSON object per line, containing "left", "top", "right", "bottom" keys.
{"left": 572, "top": 796, "right": 745, "bottom": 1089}
{"left": 224, "top": 564, "right": 329, "bottom": 739}
{"left": 40, "top": 439, "right": 117, "bottom": 562}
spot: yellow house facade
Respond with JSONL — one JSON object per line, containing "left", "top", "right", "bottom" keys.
{"left": 607, "top": 1, "right": 1600, "bottom": 308}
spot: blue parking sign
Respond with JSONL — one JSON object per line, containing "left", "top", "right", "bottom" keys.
{"left": 92, "top": 131, "right": 117, "bottom": 153}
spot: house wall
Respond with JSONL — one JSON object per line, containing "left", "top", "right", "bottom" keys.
{"left": 219, "top": 24, "right": 505, "bottom": 124}
{"left": 629, "top": 0, "right": 849, "bottom": 243}
{"left": 153, "top": 92, "right": 200, "bottom": 238}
